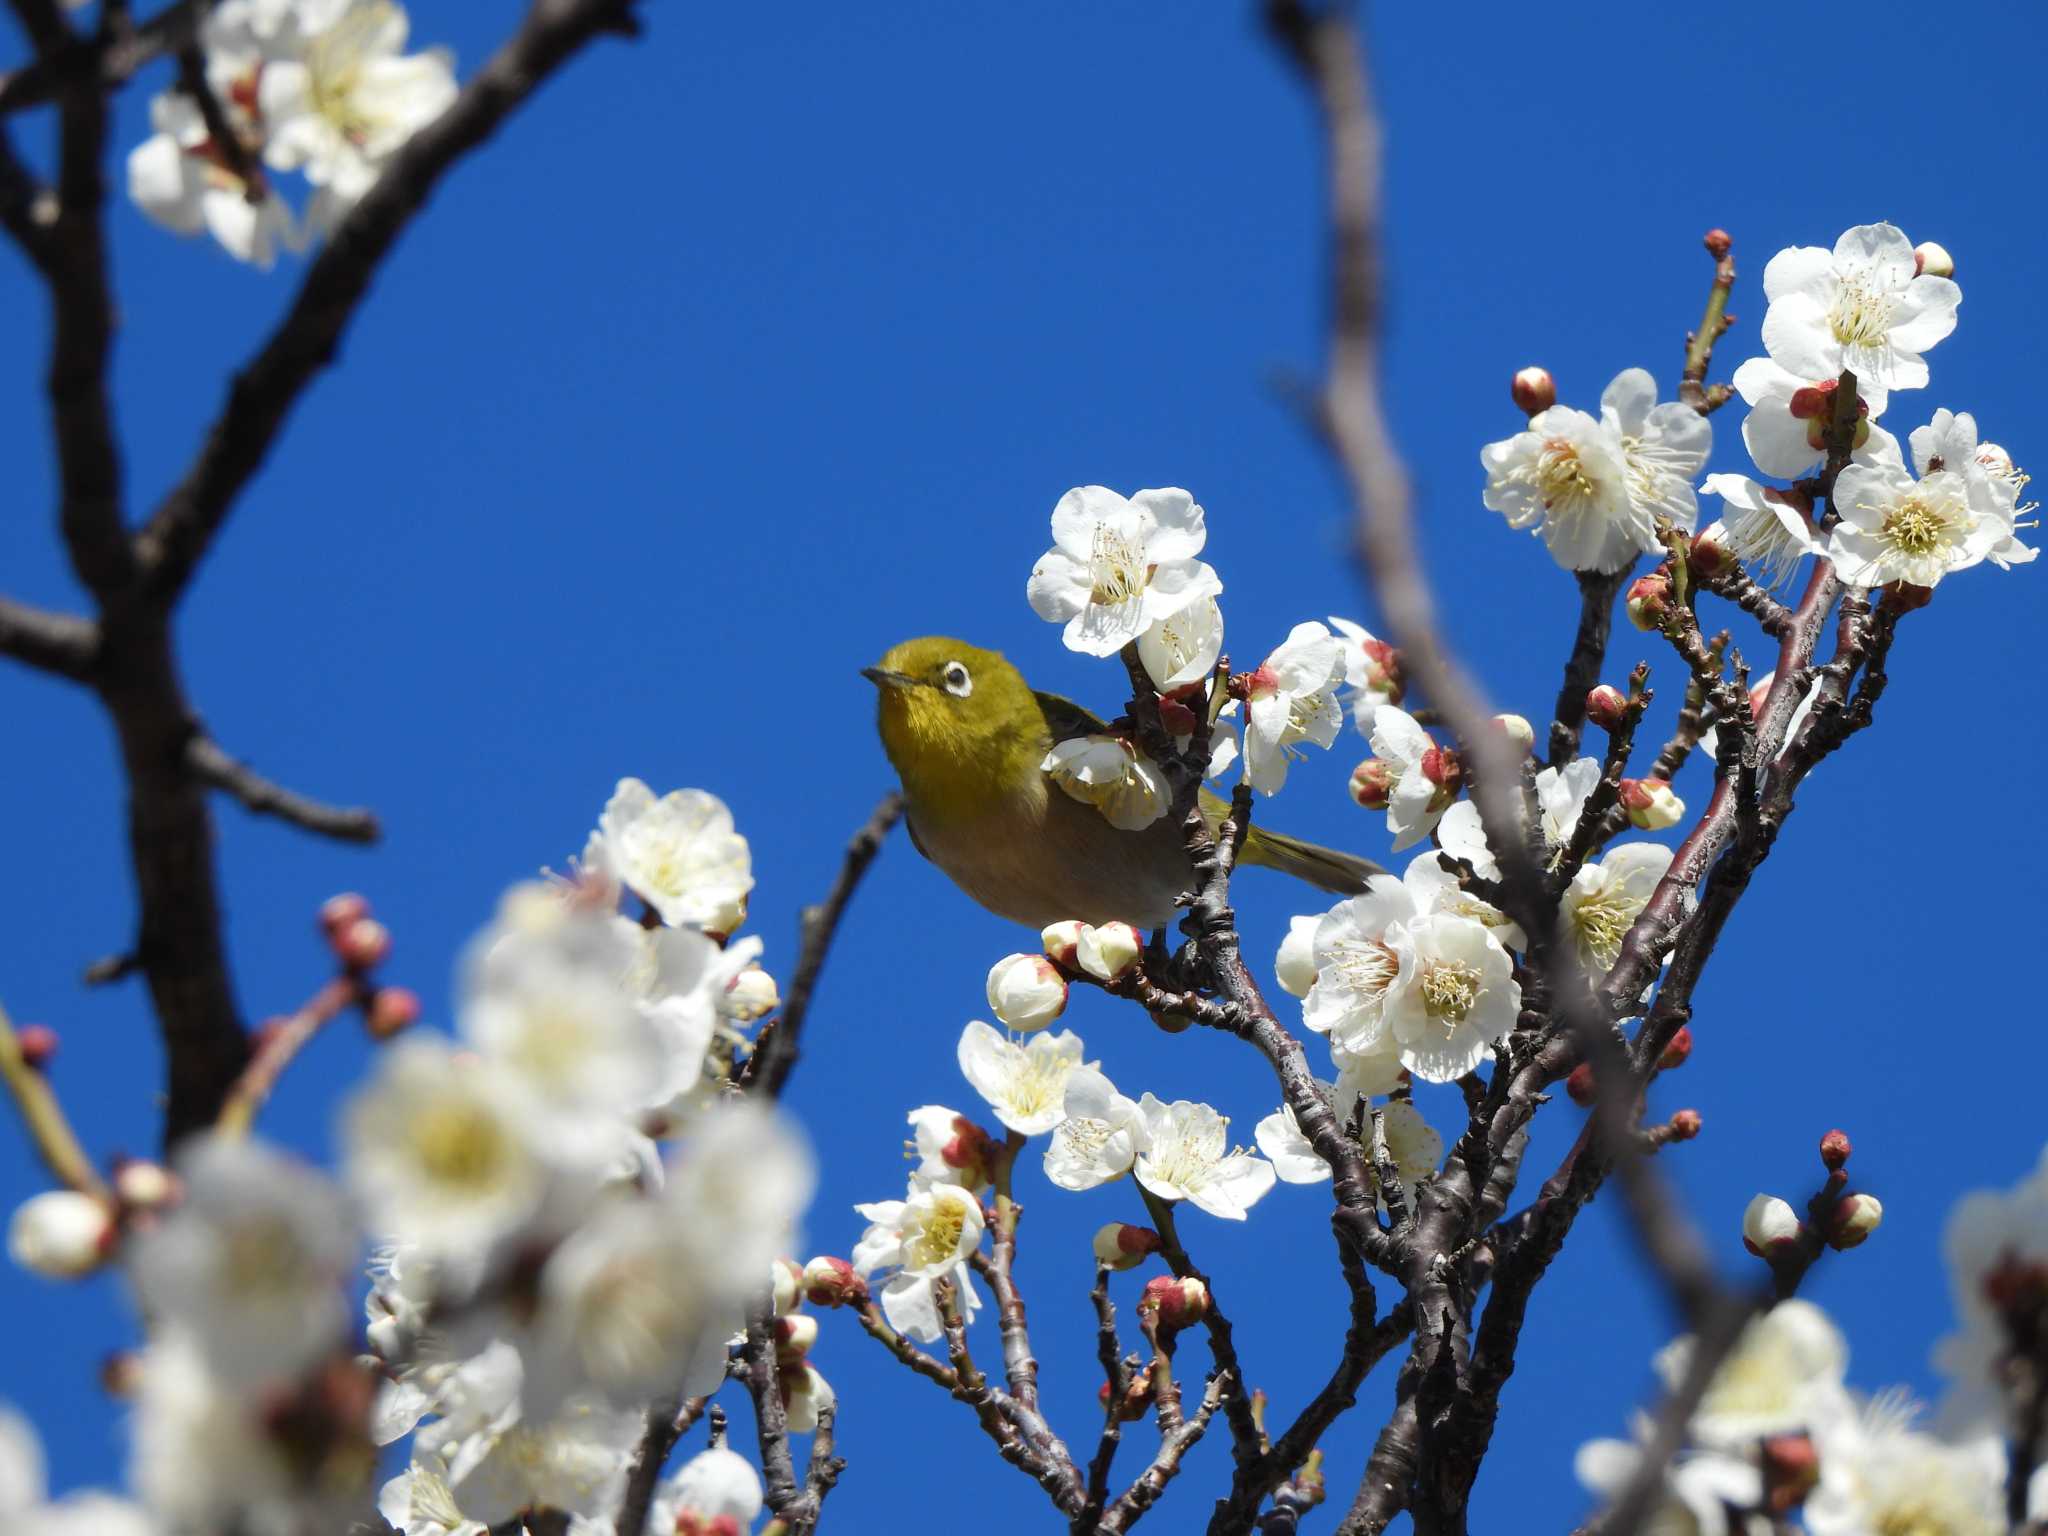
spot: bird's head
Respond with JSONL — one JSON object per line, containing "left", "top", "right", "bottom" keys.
{"left": 865, "top": 637, "right": 1046, "bottom": 815}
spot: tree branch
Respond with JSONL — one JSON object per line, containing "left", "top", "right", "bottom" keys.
{"left": 0, "top": 1001, "right": 109, "bottom": 1200}
{"left": 186, "top": 734, "right": 380, "bottom": 843}
{"left": 0, "top": 596, "right": 97, "bottom": 681}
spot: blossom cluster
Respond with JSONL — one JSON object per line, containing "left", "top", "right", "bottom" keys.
{"left": 127, "top": 0, "right": 458, "bottom": 265}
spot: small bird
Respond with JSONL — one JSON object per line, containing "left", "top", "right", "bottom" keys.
{"left": 866, "top": 636, "right": 1383, "bottom": 930}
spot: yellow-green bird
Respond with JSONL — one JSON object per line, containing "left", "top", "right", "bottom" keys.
{"left": 865, "top": 636, "right": 1383, "bottom": 930}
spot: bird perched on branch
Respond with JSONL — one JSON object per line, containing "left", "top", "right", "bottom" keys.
{"left": 866, "top": 636, "right": 1381, "bottom": 929}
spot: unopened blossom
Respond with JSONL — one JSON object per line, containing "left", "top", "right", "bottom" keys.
{"left": 1827, "top": 435, "right": 2011, "bottom": 589}
{"left": 1808, "top": 1394, "right": 2005, "bottom": 1536}
{"left": 1274, "top": 914, "right": 1319, "bottom": 998}
{"left": 585, "top": 779, "right": 753, "bottom": 931}
{"left": 1367, "top": 706, "right": 1461, "bottom": 850}
{"left": 1825, "top": 1193, "right": 1883, "bottom": 1250}
{"left": 1136, "top": 593, "right": 1224, "bottom": 689}
{"left": 1026, "top": 486, "right": 1222, "bottom": 656}
{"left": 1619, "top": 777, "right": 1684, "bottom": 831}
{"left": 1241, "top": 621, "right": 1346, "bottom": 794}
{"left": 1910, "top": 408, "right": 2039, "bottom": 569}
{"left": 1043, "top": 1065, "right": 1145, "bottom": 1191}
{"left": 852, "top": 1180, "right": 984, "bottom": 1341}
{"left": 1076, "top": 920, "right": 1144, "bottom": 982}
{"left": 1562, "top": 844, "right": 1671, "bottom": 976}
{"left": 1328, "top": 616, "right": 1403, "bottom": 734}
{"left": 1381, "top": 913, "right": 1519, "bottom": 1082}
{"left": 1482, "top": 404, "right": 1643, "bottom": 572}
{"left": 782, "top": 1364, "right": 835, "bottom": 1433}
{"left": 1131, "top": 1095, "right": 1275, "bottom": 1220}
{"left": 985, "top": 953, "right": 1068, "bottom": 1032}
{"left": 1743, "top": 1194, "right": 1805, "bottom": 1256}
{"left": 1600, "top": 367, "right": 1712, "bottom": 536}
{"left": 1759, "top": 222, "right": 1960, "bottom": 401}
{"left": 957, "top": 1021, "right": 1087, "bottom": 1136}
{"left": 259, "top": 0, "right": 458, "bottom": 233}
{"left": 1043, "top": 735, "right": 1168, "bottom": 830}
{"left": 651, "top": 1446, "right": 764, "bottom": 1536}
{"left": 1575, "top": 1436, "right": 1762, "bottom": 1536}
{"left": 905, "top": 1106, "right": 999, "bottom": 1191}
{"left": 1092, "top": 1222, "right": 1160, "bottom": 1271}
{"left": 129, "top": 1135, "right": 354, "bottom": 1390}
{"left": 1654, "top": 1298, "right": 1849, "bottom": 1451}
{"left": 127, "top": 95, "right": 295, "bottom": 267}
{"left": 7, "top": 1191, "right": 110, "bottom": 1280}
{"left": 344, "top": 1038, "right": 551, "bottom": 1261}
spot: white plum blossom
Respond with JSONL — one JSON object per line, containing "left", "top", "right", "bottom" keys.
{"left": 1043, "top": 1065, "right": 1145, "bottom": 1192}
{"left": 1700, "top": 472, "right": 1823, "bottom": 587}
{"left": 957, "top": 1021, "right": 1088, "bottom": 1137}
{"left": 1367, "top": 706, "right": 1460, "bottom": 851}
{"left": 1437, "top": 756, "right": 1599, "bottom": 877}
{"left": 1601, "top": 368, "right": 1712, "bottom": 535}
{"left": 0, "top": 1405, "right": 157, "bottom": 1535}
{"left": 1482, "top": 404, "right": 1640, "bottom": 572}
{"left": 1827, "top": 435, "right": 2011, "bottom": 590}
{"left": 1255, "top": 1094, "right": 1438, "bottom": 1209}
{"left": 1561, "top": 843, "right": 1672, "bottom": 976}
{"left": 1760, "top": 223, "right": 1960, "bottom": 403}
{"left": 1026, "top": 486, "right": 1222, "bottom": 656}
{"left": 1399, "top": 848, "right": 1524, "bottom": 952}
{"left": 783, "top": 1364, "right": 836, "bottom": 1434}
{"left": 1042, "top": 734, "right": 1169, "bottom": 830}
{"left": 1328, "top": 616, "right": 1402, "bottom": 735}
{"left": 585, "top": 779, "right": 753, "bottom": 931}
{"left": 1654, "top": 1298, "right": 1850, "bottom": 1451}
{"left": 1331, "top": 1034, "right": 1408, "bottom": 1103}
{"left": 1730, "top": 357, "right": 1905, "bottom": 478}
{"left": 1381, "top": 913, "right": 1519, "bottom": 1083}
{"left": 1242, "top": 621, "right": 1346, "bottom": 794}
{"left": 376, "top": 1465, "right": 484, "bottom": 1536}
{"left": 905, "top": 1105, "right": 997, "bottom": 1191}
{"left": 7, "top": 1190, "right": 110, "bottom": 1279}
{"left": 852, "top": 1180, "right": 985, "bottom": 1341}
{"left": 1910, "top": 408, "right": 2038, "bottom": 569}
{"left": 126, "top": 95, "right": 295, "bottom": 266}
{"left": 1574, "top": 1436, "right": 1762, "bottom": 1536}
{"left": 651, "top": 1446, "right": 765, "bottom": 1536}
{"left": 128, "top": 1135, "right": 354, "bottom": 1390}
{"left": 1137, "top": 593, "right": 1224, "bottom": 690}
{"left": 1131, "top": 1095, "right": 1275, "bottom": 1220}
{"left": 1274, "top": 914, "right": 1319, "bottom": 999}
{"left": 1300, "top": 877, "right": 1415, "bottom": 1057}
{"left": 259, "top": 0, "right": 458, "bottom": 233}
{"left": 1808, "top": 1394, "right": 2006, "bottom": 1536}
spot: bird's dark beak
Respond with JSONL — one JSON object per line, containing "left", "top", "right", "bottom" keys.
{"left": 862, "top": 667, "right": 920, "bottom": 691}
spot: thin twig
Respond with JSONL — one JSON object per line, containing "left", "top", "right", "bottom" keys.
{"left": 186, "top": 735, "right": 381, "bottom": 843}
{"left": 0, "top": 1001, "right": 109, "bottom": 1200}
{"left": 213, "top": 973, "right": 361, "bottom": 1137}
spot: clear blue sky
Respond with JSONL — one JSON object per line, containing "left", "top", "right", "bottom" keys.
{"left": 2, "top": 2, "right": 2042, "bottom": 1529}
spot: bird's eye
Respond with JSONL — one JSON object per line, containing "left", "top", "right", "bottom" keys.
{"left": 941, "top": 661, "right": 973, "bottom": 698}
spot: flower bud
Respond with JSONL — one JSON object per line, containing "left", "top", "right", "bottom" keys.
{"left": 334, "top": 917, "right": 391, "bottom": 971}
{"left": 1041, "top": 920, "right": 1085, "bottom": 969}
{"left": 1585, "top": 684, "right": 1629, "bottom": 731}
{"left": 1742, "top": 1193, "right": 1804, "bottom": 1257}
{"left": 365, "top": 986, "right": 421, "bottom": 1040}
{"left": 721, "top": 966, "right": 780, "bottom": 1022}
{"left": 1668, "top": 1108, "right": 1702, "bottom": 1141}
{"left": 1787, "top": 381, "right": 1832, "bottom": 420}
{"left": 770, "top": 1256, "right": 804, "bottom": 1316}
{"left": 1819, "top": 1129, "right": 1852, "bottom": 1171}
{"left": 1760, "top": 1433, "right": 1820, "bottom": 1513}
{"left": 1690, "top": 522, "right": 1733, "bottom": 579}
{"left": 1357, "top": 637, "right": 1404, "bottom": 700}
{"left": 1565, "top": 1062, "right": 1598, "bottom": 1106}
{"left": 774, "top": 1312, "right": 820, "bottom": 1360}
{"left": 1100, "top": 1375, "right": 1154, "bottom": 1423}
{"left": 802, "top": 1255, "right": 867, "bottom": 1308}
{"left": 1492, "top": 714, "right": 1535, "bottom": 752}
{"left": 1659, "top": 1026, "right": 1693, "bottom": 1070}
{"left": 1913, "top": 240, "right": 1954, "bottom": 279}
{"left": 1136, "top": 1274, "right": 1209, "bottom": 1334}
{"left": 1511, "top": 366, "right": 1557, "bottom": 416}
{"left": 1619, "top": 777, "right": 1684, "bottom": 830}
{"left": 780, "top": 1363, "right": 834, "bottom": 1433}
{"left": 1093, "top": 1222, "right": 1162, "bottom": 1272}
{"left": 1349, "top": 758, "right": 1394, "bottom": 811}
{"left": 701, "top": 892, "right": 749, "bottom": 942}
{"left": 1077, "top": 921, "right": 1144, "bottom": 984}
{"left": 1419, "top": 745, "right": 1463, "bottom": 813}
{"left": 986, "top": 953, "right": 1069, "bottom": 1032}
{"left": 113, "top": 1159, "right": 179, "bottom": 1212}
{"left": 319, "top": 892, "right": 370, "bottom": 936}
{"left": 910, "top": 1108, "right": 999, "bottom": 1191}
{"left": 1703, "top": 228, "right": 1732, "bottom": 259}
{"left": 1275, "top": 915, "right": 1319, "bottom": 1000}
{"left": 1976, "top": 442, "right": 2015, "bottom": 478}
{"left": 8, "top": 1190, "right": 112, "bottom": 1278}
{"left": 1824, "top": 1193, "right": 1882, "bottom": 1250}
{"left": 1626, "top": 571, "right": 1673, "bottom": 631}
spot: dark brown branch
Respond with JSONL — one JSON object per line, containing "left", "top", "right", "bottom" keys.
{"left": 1140, "top": 1188, "right": 1261, "bottom": 1470}
{"left": 1545, "top": 568, "right": 1633, "bottom": 769}
{"left": 173, "top": 41, "right": 262, "bottom": 195}
{"left": 742, "top": 1308, "right": 816, "bottom": 1531}
{"left": 745, "top": 788, "right": 903, "bottom": 1099}
{"left": 136, "top": 0, "right": 647, "bottom": 599}
{"left": 1102, "top": 1372, "right": 1227, "bottom": 1533}
{"left": 0, "top": 0, "right": 201, "bottom": 118}
{"left": 613, "top": 1392, "right": 711, "bottom": 1536}
{"left": 0, "top": 596, "right": 96, "bottom": 681}
{"left": 186, "top": 735, "right": 380, "bottom": 843}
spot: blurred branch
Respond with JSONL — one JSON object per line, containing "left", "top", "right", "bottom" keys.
{"left": 0, "top": 1001, "right": 109, "bottom": 1200}
{"left": 0, "top": 596, "right": 96, "bottom": 681}
{"left": 213, "top": 973, "right": 361, "bottom": 1138}
{"left": 0, "top": 0, "right": 202, "bottom": 118}
{"left": 187, "top": 735, "right": 381, "bottom": 843}
{"left": 613, "top": 1393, "right": 711, "bottom": 1536}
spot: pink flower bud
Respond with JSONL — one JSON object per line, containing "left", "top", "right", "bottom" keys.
{"left": 113, "top": 1159, "right": 179, "bottom": 1211}
{"left": 1702, "top": 227, "right": 1733, "bottom": 258}
{"left": 801, "top": 1255, "right": 867, "bottom": 1308}
{"left": 334, "top": 917, "right": 391, "bottom": 972}
{"left": 1585, "top": 684, "right": 1629, "bottom": 731}
{"left": 774, "top": 1312, "right": 820, "bottom": 1360}
{"left": 1492, "top": 714, "right": 1534, "bottom": 752}
{"left": 927, "top": 1111, "right": 999, "bottom": 1190}
{"left": 1077, "top": 922, "right": 1144, "bottom": 983}
{"left": 1742, "top": 1193, "right": 1804, "bottom": 1257}
{"left": 1690, "top": 523, "right": 1732, "bottom": 578}
{"left": 1819, "top": 1129, "right": 1852, "bottom": 1171}
{"left": 1359, "top": 637, "right": 1404, "bottom": 700}
{"left": 1100, "top": 1375, "right": 1153, "bottom": 1422}
{"left": 8, "top": 1190, "right": 113, "bottom": 1278}
{"left": 1787, "top": 382, "right": 1831, "bottom": 420}
{"left": 1824, "top": 1193, "right": 1882, "bottom": 1250}
{"left": 1619, "top": 777, "right": 1684, "bottom": 831}
{"left": 1659, "top": 1026, "right": 1693, "bottom": 1070}
{"left": 986, "top": 953, "right": 1069, "bottom": 1032}
{"left": 1913, "top": 240, "right": 1954, "bottom": 278}
{"left": 1092, "top": 1222, "right": 1161, "bottom": 1272}
{"left": 1041, "top": 920, "right": 1085, "bottom": 969}
{"left": 1566, "top": 1062, "right": 1598, "bottom": 1106}
{"left": 365, "top": 986, "right": 421, "bottom": 1040}
{"left": 1511, "top": 366, "right": 1557, "bottom": 415}
{"left": 318, "top": 892, "right": 370, "bottom": 936}
{"left": 1626, "top": 571, "right": 1673, "bottom": 631}
{"left": 1668, "top": 1108, "right": 1702, "bottom": 1141}
{"left": 14, "top": 1023, "right": 57, "bottom": 1070}
{"left": 721, "top": 967, "right": 780, "bottom": 1022}
{"left": 1349, "top": 758, "right": 1394, "bottom": 811}
{"left": 1137, "top": 1274, "right": 1209, "bottom": 1334}
{"left": 1761, "top": 1433, "right": 1820, "bottom": 1512}
{"left": 770, "top": 1256, "right": 804, "bottom": 1316}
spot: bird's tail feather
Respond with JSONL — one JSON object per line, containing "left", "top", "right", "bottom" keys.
{"left": 1239, "top": 826, "right": 1384, "bottom": 895}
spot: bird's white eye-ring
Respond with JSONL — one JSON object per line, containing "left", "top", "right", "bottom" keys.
{"left": 941, "top": 661, "right": 973, "bottom": 698}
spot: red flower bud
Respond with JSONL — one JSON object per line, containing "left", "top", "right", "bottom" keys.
{"left": 1137, "top": 1274, "right": 1209, "bottom": 1334}
{"left": 1349, "top": 759, "right": 1394, "bottom": 811}
{"left": 800, "top": 1255, "right": 867, "bottom": 1308}
{"left": 1819, "top": 1129, "right": 1852, "bottom": 1171}
{"left": 1511, "top": 366, "right": 1556, "bottom": 415}
{"left": 1585, "top": 684, "right": 1629, "bottom": 731}
{"left": 1566, "top": 1062, "right": 1597, "bottom": 1106}
{"left": 365, "top": 987, "right": 421, "bottom": 1040}
{"left": 334, "top": 917, "right": 391, "bottom": 972}
{"left": 1668, "top": 1108, "right": 1702, "bottom": 1141}
{"left": 1626, "top": 570, "right": 1673, "bottom": 631}
{"left": 319, "top": 892, "right": 371, "bottom": 936}
{"left": 1659, "top": 1026, "right": 1693, "bottom": 1070}
{"left": 15, "top": 1023, "right": 57, "bottom": 1070}
{"left": 1703, "top": 228, "right": 1732, "bottom": 259}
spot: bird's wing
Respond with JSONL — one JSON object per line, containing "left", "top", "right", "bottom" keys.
{"left": 1032, "top": 689, "right": 1112, "bottom": 745}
